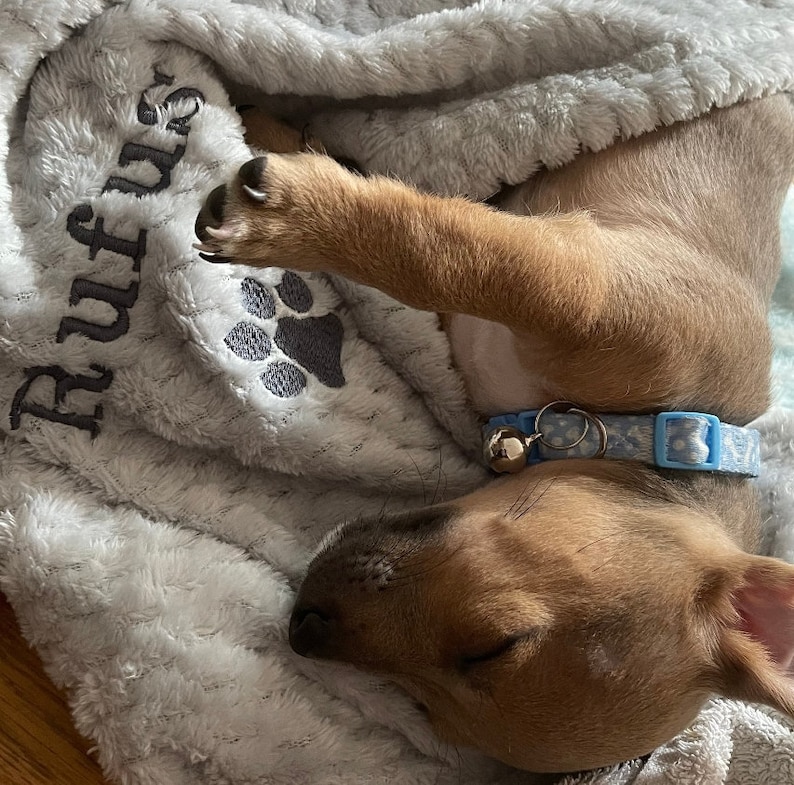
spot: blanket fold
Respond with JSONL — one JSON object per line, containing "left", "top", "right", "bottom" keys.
{"left": 1, "top": 1, "right": 794, "bottom": 783}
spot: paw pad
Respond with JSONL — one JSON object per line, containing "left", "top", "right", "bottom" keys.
{"left": 224, "top": 321, "right": 271, "bottom": 360}
{"left": 241, "top": 276, "right": 275, "bottom": 320}
{"left": 262, "top": 361, "right": 306, "bottom": 397}
{"left": 224, "top": 274, "right": 345, "bottom": 397}
{"left": 276, "top": 271, "right": 312, "bottom": 313}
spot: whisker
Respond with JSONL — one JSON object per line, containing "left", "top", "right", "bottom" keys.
{"left": 406, "top": 452, "right": 428, "bottom": 506}
{"left": 591, "top": 554, "right": 618, "bottom": 573}
{"left": 514, "top": 475, "right": 559, "bottom": 520}
{"left": 386, "top": 541, "right": 466, "bottom": 586}
{"left": 385, "top": 538, "right": 428, "bottom": 571}
{"left": 431, "top": 443, "right": 448, "bottom": 506}
{"left": 575, "top": 530, "right": 623, "bottom": 553}
{"left": 506, "top": 476, "right": 542, "bottom": 517}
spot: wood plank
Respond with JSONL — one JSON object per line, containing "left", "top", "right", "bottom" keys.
{"left": 0, "top": 592, "right": 109, "bottom": 784}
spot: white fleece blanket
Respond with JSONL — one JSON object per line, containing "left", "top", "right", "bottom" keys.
{"left": 1, "top": 2, "right": 794, "bottom": 784}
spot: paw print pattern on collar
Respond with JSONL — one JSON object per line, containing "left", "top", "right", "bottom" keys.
{"left": 224, "top": 273, "right": 345, "bottom": 397}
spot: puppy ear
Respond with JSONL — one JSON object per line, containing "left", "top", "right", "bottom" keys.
{"left": 713, "top": 555, "right": 794, "bottom": 716}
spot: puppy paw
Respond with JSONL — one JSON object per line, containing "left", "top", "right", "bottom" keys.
{"left": 194, "top": 152, "right": 358, "bottom": 270}
{"left": 237, "top": 107, "right": 324, "bottom": 154}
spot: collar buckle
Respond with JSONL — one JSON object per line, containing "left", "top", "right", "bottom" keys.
{"left": 653, "top": 412, "right": 722, "bottom": 471}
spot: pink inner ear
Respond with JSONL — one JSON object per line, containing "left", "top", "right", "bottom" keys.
{"left": 733, "top": 572, "right": 794, "bottom": 673}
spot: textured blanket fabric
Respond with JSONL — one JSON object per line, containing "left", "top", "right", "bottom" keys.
{"left": 0, "top": 1, "right": 793, "bottom": 784}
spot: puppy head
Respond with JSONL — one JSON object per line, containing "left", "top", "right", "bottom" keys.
{"left": 290, "top": 462, "right": 794, "bottom": 772}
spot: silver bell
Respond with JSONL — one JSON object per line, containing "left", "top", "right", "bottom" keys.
{"left": 484, "top": 426, "right": 529, "bottom": 473}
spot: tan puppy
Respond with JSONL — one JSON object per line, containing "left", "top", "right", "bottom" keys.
{"left": 195, "top": 96, "right": 794, "bottom": 773}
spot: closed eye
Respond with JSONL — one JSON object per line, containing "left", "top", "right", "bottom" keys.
{"left": 458, "top": 634, "right": 527, "bottom": 670}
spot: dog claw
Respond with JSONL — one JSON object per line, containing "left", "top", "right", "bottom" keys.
{"left": 193, "top": 242, "right": 228, "bottom": 263}
{"left": 198, "top": 251, "right": 230, "bottom": 264}
{"left": 205, "top": 225, "right": 233, "bottom": 240}
{"left": 242, "top": 184, "right": 268, "bottom": 203}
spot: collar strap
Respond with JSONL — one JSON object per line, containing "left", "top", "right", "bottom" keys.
{"left": 483, "top": 403, "right": 761, "bottom": 477}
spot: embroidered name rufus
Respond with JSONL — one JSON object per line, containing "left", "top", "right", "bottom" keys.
{"left": 10, "top": 72, "right": 204, "bottom": 438}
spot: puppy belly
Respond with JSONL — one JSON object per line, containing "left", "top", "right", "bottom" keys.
{"left": 446, "top": 314, "right": 548, "bottom": 415}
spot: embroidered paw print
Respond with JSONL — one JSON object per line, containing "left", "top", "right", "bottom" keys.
{"left": 224, "top": 272, "right": 345, "bottom": 397}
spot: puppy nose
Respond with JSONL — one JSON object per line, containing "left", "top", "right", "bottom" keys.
{"left": 289, "top": 607, "right": 333, "bottom": 658}
{"left": 194, "top": 184, "right": 227, "bottom": 242}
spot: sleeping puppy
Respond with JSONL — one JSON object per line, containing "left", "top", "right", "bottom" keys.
{"left": 194, "top": 95, "right": 794, "bottom": 773}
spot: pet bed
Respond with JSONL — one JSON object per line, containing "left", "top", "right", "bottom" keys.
{"left": 1, "top": 1, "right": 794, "bottom": 783}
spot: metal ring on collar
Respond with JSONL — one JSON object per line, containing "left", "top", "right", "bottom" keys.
{"left": 534, "top": 401, "right": 609, "bottom": 459}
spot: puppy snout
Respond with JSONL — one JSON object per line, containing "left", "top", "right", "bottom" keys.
{"left": 194, "top": 183, "right": 227, "bottom": 243}
{"left": 289, "top": 606, "right": 334, "bottom": 658}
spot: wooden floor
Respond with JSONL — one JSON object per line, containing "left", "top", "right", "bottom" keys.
{"left": 0, "top": 592, "right": 109, "bottom": 785}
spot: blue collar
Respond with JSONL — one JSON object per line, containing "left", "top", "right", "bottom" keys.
{"left": 483, "top": 402, "right": 761, "bottom": 477}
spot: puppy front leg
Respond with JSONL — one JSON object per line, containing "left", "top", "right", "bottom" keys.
{"left": 195, "top": 152, "right": 608, "bottom": 338}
